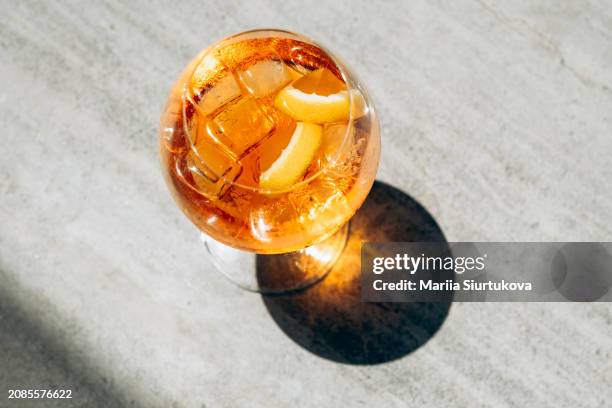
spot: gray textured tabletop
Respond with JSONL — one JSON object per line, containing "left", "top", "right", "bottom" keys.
{"left": 1, "top": 1, "right": 611, "bottom": 407}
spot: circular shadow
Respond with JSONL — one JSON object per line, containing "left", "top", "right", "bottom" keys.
{"left": 257, "top": 181, "right": 453, "bottom": 364}
{"left": 551, "top": 242, "right": 612, "bottom": 301}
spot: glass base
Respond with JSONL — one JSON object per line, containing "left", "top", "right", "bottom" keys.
{"left": 203, "top": 223, "right": 349, "bottom": 294}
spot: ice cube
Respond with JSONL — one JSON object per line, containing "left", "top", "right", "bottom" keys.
{"left": 186, "top": 152, "right": 241, "bottom": 199}
{"left": 237, "top": 59, "right": 293, "bottom": 98}
{"left": 194, "top": 118, "right": 241, "bottom": 177}
{"left": 321, "top": 123, "right": 353, "bottom": 164}
{"left": 209, "top": 97, "right": 275, "bottom": 158}
{"left": 185, "top": 118, "right": 242, "bottom": 198}
{"left": 189, "top": 54, "right": 242, "bottom": 116}
{"left": 191, "top": 53, "right": 225, "bottom": 89}
{"left": 249, "top": 196, "right": 301, "bottom": 242}
{"left": 290, "top": 177, "right": 350, "bottom": 235}
{"left": 321, "top": 123, "right": 367, "bottom": 177}
{"left": 213, "top": 186, "right": 253, "bottom": 222}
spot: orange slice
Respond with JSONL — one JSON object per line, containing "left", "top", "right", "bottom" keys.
{"left": 274, "top": 68, "right": 366, "bottom": 123}
{"left": 275, "top": 88, "right": 350, "bottom": 123}
{"left": 259, "top": 122, "right": 322, "bottom": 191}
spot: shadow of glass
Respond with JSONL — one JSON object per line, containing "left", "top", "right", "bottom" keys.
{"left": 256, "top": 181, "right": 453, "bottom": 364}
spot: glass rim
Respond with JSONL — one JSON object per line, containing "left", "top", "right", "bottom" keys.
{"left": 181, "top": 28, "right": 359, "bottom": 195}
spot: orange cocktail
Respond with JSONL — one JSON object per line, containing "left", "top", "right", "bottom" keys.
{"left": 160, "top": 30, "right": 379, "bottom": 254}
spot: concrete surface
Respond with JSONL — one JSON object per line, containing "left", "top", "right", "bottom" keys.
{"left": 0, "top": 293, "right": 122, "bottom": 407}
{"left": 1, "top": 0, "right": 611, "bottom": 407}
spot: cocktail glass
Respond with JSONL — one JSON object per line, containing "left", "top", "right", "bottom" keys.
{"left": 159, "top": 29, "right": 380, "bottom": 293}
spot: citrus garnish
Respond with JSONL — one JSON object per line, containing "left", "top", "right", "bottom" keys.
{"left": 259, "top": 122, "right": 322, "bottom": 191}
{"left": 275, "top": 88, "right": 350, "bottom": 123}
{"left": 274, "top": 68, "right": 347, "bottom": 123}
{"left": 274, "top": 68, "right": 366, "bottom": 123}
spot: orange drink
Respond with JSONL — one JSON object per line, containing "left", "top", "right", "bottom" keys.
{"left": 160, "top": 30, "right": 380, "bottom": 255}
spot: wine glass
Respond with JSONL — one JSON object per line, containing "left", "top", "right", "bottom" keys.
{"left": 159, "top": 29, "right": 380, "bottom": 293}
